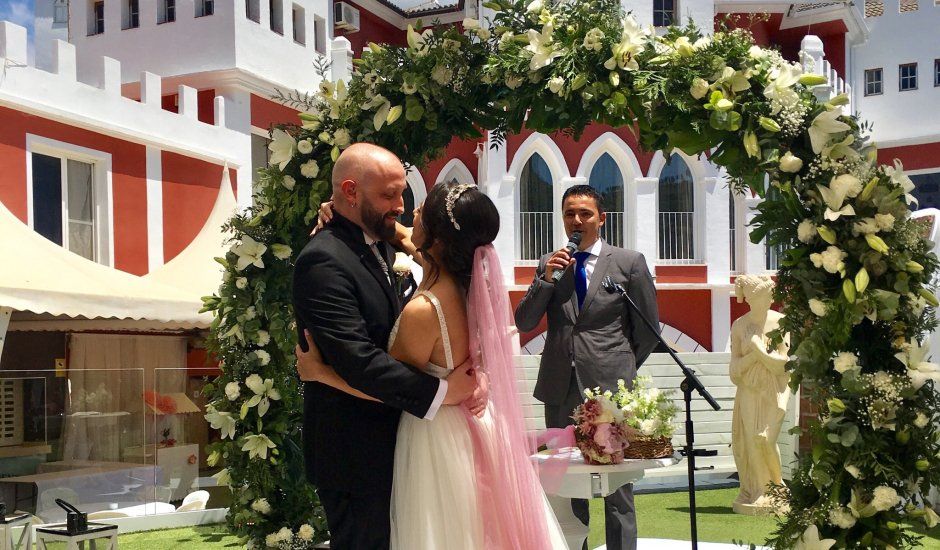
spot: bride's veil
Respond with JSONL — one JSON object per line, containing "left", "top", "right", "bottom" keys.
{"left": 463, "top": 244, "right": 554, "bottom": 549}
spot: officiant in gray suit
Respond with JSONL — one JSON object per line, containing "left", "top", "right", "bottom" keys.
{"left": 514, "top": 184, "right": 660, "bottom": 550}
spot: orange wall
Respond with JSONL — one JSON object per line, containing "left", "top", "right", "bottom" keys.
{"left": 0, "top": 106, "right": 149, "bottom": 274}
{"left": 251, "top": 94, "right": 301, "bottom": 131}
{"left": 658, "top": 289, "right": 712, "bottom": 351}
{"left": 878, "top": 141, "right": 940, "bottom": 172}
{"left": 419, "top": 137, "right": 483, "bottom": 188}
{"left": 161, "top": 152, "right": 233, "bottom": 262}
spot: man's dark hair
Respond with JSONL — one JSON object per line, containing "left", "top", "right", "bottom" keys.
{"left": 561, "top": 184, "right": 604, "bottom": 215}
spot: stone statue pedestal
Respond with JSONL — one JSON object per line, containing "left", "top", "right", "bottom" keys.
{"left": 732, "top": 500, "right": 774, "bottom": 516}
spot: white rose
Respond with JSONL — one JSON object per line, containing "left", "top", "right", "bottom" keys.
{"left": 256, "top": 330, "right": 271, "bottom": 346}
{"left": 297, "top": 139, "right": 313, "bottom": 155}
{"left": 526, "top": 0, "right": 542, "bottom": 14}
{"left": 779, "top": 151, "right": 803, "bottom": 173}
{"left": 333, "top": 128, "right": 351, "bottom": 148}
{"left": 505, "top": 75, "right": 523, "bottom": 89}
{"left": 265, "top": 533, "right": 279, "bottom": 548}
{"left": 852, "top": 218, "right": 879, "bottom": 236}
{"left": 276, "top": 527, "right": 293, "bottom": 542}
{"left": 583, "top": 28, "right": 605, "bottom": 51}
{"left": 808, "top": 298, "right": 828, "bottom": 317}
{"left": 225, "top": 381, "right": 241, "bottom": 401}
{"left": 281, "top": 175, "right": 296, "bottom": 191}
{"left": 833, "top": 351, "right": 859, "bottom": 374}
{"left": 874, "top": 213, "right": 895, "bottom": 231}
{"left": 462, "top": 17, "right": 480, "bottom": 30}
{"left": 431, "top": 64, "right": 454, "bottom": 86}
{"left": 832, "top": 173, "right": 863, "bottom": 199}
{"left": 300, "top": 160, "right": 320, "bottom": 179}
{"left": 829, "top": 507, "right": 856, "bottom": 529}
{"left": 693, "top": 36, "right": 711, "bottom": 50}
{"left": 548, "top": 76, "right": 565, "bottom": 94}
{"left": 797, "top": 219, "right": 816, "bottom": 243}
{"left": 251, "top": 498, "right": 271, "bottom": 515}
{"left": 256, "top": 350, "right": 271, "bottom": 366}
{"left": 690, "top": 78, "right": 709, "bottom": 99}
{"left": 298, "top": 524, "right": 315, "bottom": 541}
{"left": 244, "top": 306, "right": 257, "bottom": 320}
{"left": 809, "top": 246, "right": 847, "bottom": 274}
{"left": 476, "top": 27, "right": 491, "bottom": 40}
{"left": 236, "top": 277, "right": 248, "bottom": 289}
{"left": 871, "top": 486, "right": 900, "bottom": 511}
{"left": 748, "top": 45, "right": 767, "bottom": 60}
{"left": 914, "top": 412, "right": 930, "bottom": 428}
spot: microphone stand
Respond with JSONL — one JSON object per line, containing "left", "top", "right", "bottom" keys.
{"left": 602, "top": 276, "right": 720, "bottom": 550}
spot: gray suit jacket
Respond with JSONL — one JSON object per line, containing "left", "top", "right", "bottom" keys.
{"left": 514, "top": 241, "right": 660, "bottom": 405}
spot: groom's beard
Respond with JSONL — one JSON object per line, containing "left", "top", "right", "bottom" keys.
{"left": 361, "top": 199, "right": 397, "bottom": 241}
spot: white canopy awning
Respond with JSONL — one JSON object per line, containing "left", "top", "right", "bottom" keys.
{"left": 0, "top": 170, "right": 234, "bottom": 329}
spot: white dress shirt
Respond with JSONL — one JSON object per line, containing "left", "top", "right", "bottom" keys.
{"left": 577, "top": 238, "right": 604, "bottom": 286}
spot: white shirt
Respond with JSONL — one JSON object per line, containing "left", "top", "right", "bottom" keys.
{"left": 363, "top": 233, "right": 447, "bottom": 420}
{"left": 576, "top": 238, "right": 604, "bottom": 286}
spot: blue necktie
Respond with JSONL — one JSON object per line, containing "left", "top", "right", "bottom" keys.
{"left": 574, "top": 251, "right": 590, "bottom": 310}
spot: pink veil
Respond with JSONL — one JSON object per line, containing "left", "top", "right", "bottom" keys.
{"left": 462, "top": 244, "right": 554, "bottom": 549}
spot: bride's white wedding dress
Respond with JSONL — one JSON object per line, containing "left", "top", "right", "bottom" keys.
{"left": 389, "top": 290, "right": 568, "bottom": 550}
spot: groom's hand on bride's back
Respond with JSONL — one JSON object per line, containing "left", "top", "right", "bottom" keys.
{"left": 443, "top": 359, "right": 477, "bottom": 406}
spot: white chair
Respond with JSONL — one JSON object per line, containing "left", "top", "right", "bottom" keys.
{"left": 37, "top": 488, "right": 80, "bottom": 515}
{"left": 87, "top": 511, "right": 130, "bottom": 520}
{"left": 176, "top": 490, "right": 209, "bottom": 512}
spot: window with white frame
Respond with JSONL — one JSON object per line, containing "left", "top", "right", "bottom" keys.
{"left": 899, "top": 63, "right": 918, "bottom": 91}
{"left": 88, "top": 0, "right": 104, "bottom": 35}
{"left": 123, "top": 0, "right": 140, "bottom": 29}
{"left": 292, "top": 4, "right": 305, "bottom": 44}
{"left": 518, "top": 153, "right": 554, "bottom": 262}
{"left": 158, "top": 0, "right": 176, "bottom": 23}
{"left": 588, "top": 153, "right": 624, "bottom": 248}
{"left": 54, "top": 0, "right": 69, "bottom": 24}
{"left": 314, "top": 15, "right": 326, "bottom": 54}
{"left": 653, "top": 0, "right": 677, "bottom": 27}
{"left": 196, "top": 0, "right": 214, "bottom": 17}
{"left": 31, "top": 152, "right": 100, "bottom": 261}
{"left": 864, "top": 68, "right": 883, "bottom": 96}
{"left": 270, "top": 0, "right": 283, "bottom": 34}
{"left": 764, "top": 186, "right": 787, "bottom": 270}
{"left": 246, "top": 0, "right": 260, "bottom": 22}
{"left": 658, "top": 153, "right": 696, "bottom": 262}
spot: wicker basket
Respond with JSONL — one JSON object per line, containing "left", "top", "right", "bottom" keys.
{"left": 623, "top": 436, "right": 674, "bottom": 459}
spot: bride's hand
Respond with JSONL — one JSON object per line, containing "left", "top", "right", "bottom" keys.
{"left": 390, "top": 222, "right": 412, "bottom": 249}
{"left": 295, "top": 330, "right": 330, "bottom": 382}
{"left": 310, "top": 200, "right": 335, "bottom": 237}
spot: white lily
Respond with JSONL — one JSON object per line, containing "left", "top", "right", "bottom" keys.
{"left": 232, "top": 236, "right": 267, "bottom": 271}
{"left": 372, "top": 99, "right": 392, "bottom": 131}
{"left": 271, "top": 243, "right": 291, "bottom": 260}
{"left": 525, "top": 23, "right": 562, "bottom": 71}
{"left": 713, "top": 66, "right": 751, "bottom": 94}
{"left": 406, "top": 25, "right": 433, "bottom": 57}
{"left": 794, "top": 525, "right": 835, "bottom": 550}
{"left": 241, "top": 433, "right": 276, "bottom": 460}
{"left": 205, "top": 404, "right": 237, "bottom": 440}
{"left": 267, "top": 129, "right": 296, "bottom": 171}
{"left": 604, "top": 16, "right": 647, "bottom": 71}
{"left": 212, "top": 468, "right": 231, "bottom": 487}
{"left": 245, "top": 374, "right": 281, "bottom": 417}
{"left": 763, "top": 62, "right": 802, "bottom": 112}
{"left": 808, "top": 108, "right": 850, "bottom": 154}
{"left": 885, "top": 159, "right": 918, "bottom": 206}
{"left": 817, "top": 177, "right": 858, "bottom": 221}
{"left": 821, "top": 133, "right": 859, "bottom": 161}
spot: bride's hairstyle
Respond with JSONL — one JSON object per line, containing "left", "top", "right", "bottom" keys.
{"left": 416, "top": 181, "right": 499, "bottom": 290}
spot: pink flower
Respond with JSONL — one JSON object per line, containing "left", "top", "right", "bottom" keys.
{"left": 594, "top": 423, "right": 622, "bottom": 455}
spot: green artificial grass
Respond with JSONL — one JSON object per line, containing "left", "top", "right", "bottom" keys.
{"left": 588, "top": 488, "right": 940, "bottom": 549}
{"left": 38, "top": 489, "right": 940, "bottom": 549}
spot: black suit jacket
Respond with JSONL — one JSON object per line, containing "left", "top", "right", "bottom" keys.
{"left": 292, "top": 213, "right": 441, "bottom": 494}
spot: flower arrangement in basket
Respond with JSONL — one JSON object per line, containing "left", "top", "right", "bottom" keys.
{"left": 614, "top": 376, "right": 679, "bottom": 459}
{"left": 571, "top": 388, "right": 634, "bottom": 465}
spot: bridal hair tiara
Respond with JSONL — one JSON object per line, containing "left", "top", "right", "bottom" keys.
{"left": 445, "top": 183, "right": 476, "bottom": 230}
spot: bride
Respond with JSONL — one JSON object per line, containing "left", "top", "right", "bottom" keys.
{"left": 296, "top": 181, "right": 567, "bottom": 549}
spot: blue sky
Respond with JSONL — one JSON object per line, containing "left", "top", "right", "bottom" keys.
{"left": 1, "top": 0, "right": 35, "bottom": 61}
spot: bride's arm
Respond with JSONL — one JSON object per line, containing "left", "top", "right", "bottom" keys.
{"left": 390, "top": 223, "right": 429, "bottom": 270}
{"left": 296, "top": 330, "right": 380, "bottom": 402}
{"left": 388, "top": 296, "right": 438, "bottom": 367}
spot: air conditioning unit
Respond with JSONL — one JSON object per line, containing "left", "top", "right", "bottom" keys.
{"left": 334, "top": 2, "right": 360, "bottom": 33}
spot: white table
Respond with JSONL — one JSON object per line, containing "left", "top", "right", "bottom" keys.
{"left": 534, "top": 448, "right": 679, "bottom": 550}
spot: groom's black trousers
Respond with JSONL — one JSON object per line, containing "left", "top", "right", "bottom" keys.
{"left": 318, "top": 487, "right": 391, "bottom": 550}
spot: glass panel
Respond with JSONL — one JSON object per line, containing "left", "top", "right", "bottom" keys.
{"left": 519, "top": 154, "right": 554, "bottom": 261}
{"left": 67, "top": 159, "right": 94, "bottom": 223}
{"left": 32, "top": 153, "right": 63, "bottom": 246}
{"left": 68, "top": 222, "right": 95, "bottom": 261}
{"left": 589, "top": 153, "right": 624, "bottom": 248}
{"left": 911, "top": 172, "right": 940, "bottom": 210}
{"left": 658, "top": 153, "right": 695, "bottom": 261}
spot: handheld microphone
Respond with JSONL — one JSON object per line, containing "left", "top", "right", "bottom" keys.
{"left": 550, "top": 231, "right": 583, "bottom": 282}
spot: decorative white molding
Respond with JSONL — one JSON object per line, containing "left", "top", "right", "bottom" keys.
{"left": 436, "top": 158, "right": 475, "bottom": 185}
{"left": 146, "top": 146, "right": 165, "bottom": 272}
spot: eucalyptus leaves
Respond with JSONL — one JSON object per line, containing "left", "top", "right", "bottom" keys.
{"left": 202, "top": 0, "right": 938, "bottom": 547}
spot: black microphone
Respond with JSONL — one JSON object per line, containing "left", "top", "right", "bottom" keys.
{"left": 602, "top": 276, "right": 623, "bottom": 294}
{"left": 550, "top": 231, "right": 583, "bottom": 283}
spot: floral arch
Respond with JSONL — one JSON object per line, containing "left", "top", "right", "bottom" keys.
{"left": 201, "top": 0, "right": 940, "bottom": 548}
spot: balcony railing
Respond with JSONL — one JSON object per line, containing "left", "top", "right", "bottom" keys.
{"left": 659, "top": 211, "right": 699, "bottom": 263}
{"left": 518, "top": 212, "right": 553, "bottom": 262}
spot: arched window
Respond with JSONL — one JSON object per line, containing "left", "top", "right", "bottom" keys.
{"left": 588, "top": 153, "right": 624, "bottom": 248}
{"left": 658, "top": 153, "right": 696, "bottom": 262}
{"left": 518, "top": 153, "right": 554, "bottom": 261}
{"left": 400, "top": 185, "right": 415, "bottom": 227}
{"left": 765, "top": 185, "right": 786, "bottom": 270}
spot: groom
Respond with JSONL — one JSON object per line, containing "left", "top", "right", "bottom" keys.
{"left": 515, "top": 185, "right": 659, "bottom": 550}
{"left": 292, "top": 143, "right": 479, "bottom": 549}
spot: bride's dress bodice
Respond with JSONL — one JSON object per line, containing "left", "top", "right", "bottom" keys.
{"left": 388, "top": 290, "right": 455, "bottom": 380}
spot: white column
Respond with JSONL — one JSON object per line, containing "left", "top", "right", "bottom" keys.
{"left": 484, "top": 133, "right": 514, "bottom": 285}
{"left": 216, "top": 86, "right": 254, "bottom": 210}
{"left": 0, "top": 307, "right": 11, "bottom": 361}
{"left": 0, "top": 21, "right": 28, "bottom": 65}
{"left": 52, "top": 40, "right": 77, "bottom": 80}
{"left": 141, "top": 72, "right": 162, "bottom": 107}
{"left": 800, "top": 35, "right": 833, "bottom": 103}
{"left": 179, "top": 85, "right": 199, "bottom": 120}
{"left": 703, "top": 175, "right": 731, "bottom": 283}
{"left": 634, "top": 177, "right": 658, "bottom": 273}
{"left": 744, "top": 195, "right": 766, "bottom": 274}
{"left": 330, "top": 37, "right": 354, "bottom": 83}
{"left": 711, "top": 287, "right": 732, "bottom": 352}
{"left": 146, "top": 147, "right": 165, "bottom": 271}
